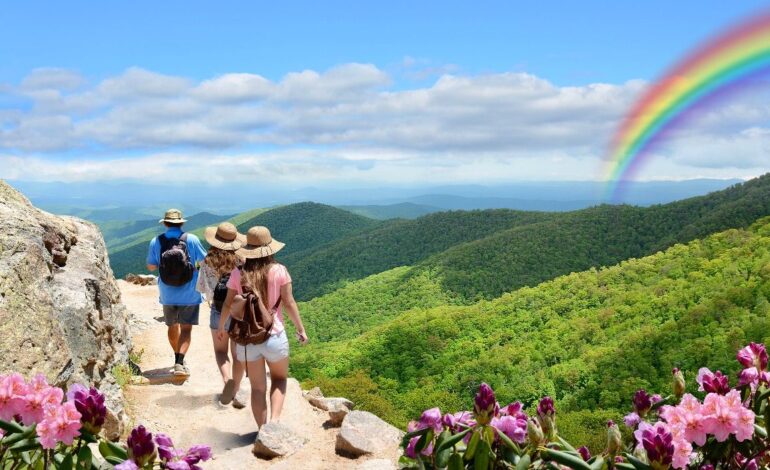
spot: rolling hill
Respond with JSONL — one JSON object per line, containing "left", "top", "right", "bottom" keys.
{"left": 290, "top": 216, "right": 770, "bottom": 450}
{"left": 288, "top": 174, "right": 770, "bottom": 302}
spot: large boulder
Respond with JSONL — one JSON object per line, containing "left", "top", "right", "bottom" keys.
{"left": 0, "top": 180, "right": 132, "bottom": 438}
{"left": 252, "top": 422, "right": 307, "bottom": 459}
{"left": 336, "top": 411, "right": 404, "bottom": 457}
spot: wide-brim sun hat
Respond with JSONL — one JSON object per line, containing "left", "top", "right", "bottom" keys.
{"left": 204, "top": 222, "right": 244, "bottom": 251}
{"left": 236, "top": 226, "right": 285, "bottom": 259}
{"left": 159, "top": 208, "right": 187, "bottom": 224}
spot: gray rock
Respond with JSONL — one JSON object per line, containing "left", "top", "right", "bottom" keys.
{"left": 308, "top": 396, "right": 354, "bottom": 412}
{"left": 336, "top": 411, "right": 404, "bottom": 457}
{"left": 328, "top": 401, "right": 349, "bottom": 427}
{"left": 302, "top": 386, "right": 323, "bottom": 400}
{"left": 252, "top": 422, "right": 307, "bottom": 459}
{"left": 125, "top": 274, "right": 157, "bottom": 286}
{"left": 0, "top": 180, "right": 131, "bottom": 439}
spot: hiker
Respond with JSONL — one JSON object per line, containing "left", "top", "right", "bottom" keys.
{"left": 218, "top": 226, "right": 308, "bottom": 427}
{"left": 196, "top": 222, "right": 247, "bottom": 408}
{"left": 146, "top": 209, "right": 207, "bottom": 376}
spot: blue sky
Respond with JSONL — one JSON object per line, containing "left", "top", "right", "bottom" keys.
{"left": 1, "top": 0, "right": 770, "bottom": 187}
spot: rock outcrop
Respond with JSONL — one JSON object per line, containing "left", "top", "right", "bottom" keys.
{"left": 336, "top": 411, "right": 404, "bottom": 457}
{"left": 252, "top": 422, "right": 307, "bottom": 459}
{"left": 125, "top": 274, "right": 157, "bottom": 286}
{"left": 0, "top": 180, "right": 131, "bottom": 438}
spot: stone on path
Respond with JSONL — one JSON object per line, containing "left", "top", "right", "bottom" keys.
{"left": 357, "top": 459, "right": 398, "bottom": 470}
{"left": 252, "top": 422, "right": 307, "bottom": 459}
{"left": 308, "top": 396, "right": 354, "bottom": 412}
{"left": 327, "top": 401, "right": 350, "bottom": 427}
{"left": 336, "top": 411, "right": 404, "bottom": 457}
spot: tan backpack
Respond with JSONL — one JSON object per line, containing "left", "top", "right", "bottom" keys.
{"left": 227, "top": 285, "right": 280, "bottom": 345}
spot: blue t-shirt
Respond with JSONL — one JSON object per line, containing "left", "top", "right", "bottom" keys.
{"left": 146, "top": 227, "right": 207, "bottom": 306}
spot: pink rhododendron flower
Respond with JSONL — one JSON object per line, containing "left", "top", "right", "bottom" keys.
{"left": 18, "top": 384, "right": 63, "bottom": 426}
{"left": 405, "top": 421, "right": 433, "bottom": 458}
{"left": 36, "top": 402, "right": 82, "bottom": 449}
{"left": 491, "top": 414, "right": 528, "bottom": 444}
{"left": 737, "top": 343, "right": 768, "bottom": 370}
{"left": 418, "top": 407, "right": 443, "bottom": 433}
{"left": 115, "top": 461, "right": 139, "bottom": 470}
{"left": 0, "top": 373, "right": 29, "bottom": 420}
{"left": 696, "top": 368, "right": 730, "bottom": 395}
{"left": 500, "top": 401, "right": 523, "bottom": 416}
{"left": 623, "top": 412, "right": 641, "bottom": 428}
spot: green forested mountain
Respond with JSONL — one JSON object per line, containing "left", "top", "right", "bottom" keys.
{"left": 107, "top": 202, "right": 376, "bottom": 279}
{"left": 287, "top": 210, "right": 558, "bottom": 300}
{"left": 338, "top": 203, "right": 441, "bottom": 220}
{"left": 290, "top": 217, "right": 770, "bottom": 450}
{"left": 289, "top": 175, "right": 770, "bottom": 302}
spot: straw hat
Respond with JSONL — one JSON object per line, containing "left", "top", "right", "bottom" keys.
{"left": 204, "top": 222, "right": 244, "bottom": 251}
{"left": 159, "top": 208, "right": 187, "bottom": 224}
{"left": 236, "top": 226, "right": 285, "bottom": 259}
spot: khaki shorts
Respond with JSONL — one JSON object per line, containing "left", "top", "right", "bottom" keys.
{"left": 235, "top": 331, "right": 289, "bottom": 364}
{"left": 163, "top": 305, "right": 200, "bottom": 326}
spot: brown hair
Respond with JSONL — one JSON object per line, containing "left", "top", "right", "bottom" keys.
{"left": 241, "top": 255, "right": 275, "bottom": 304}
{"left": 204, "top": 246, "right": 240, "bottom": 278}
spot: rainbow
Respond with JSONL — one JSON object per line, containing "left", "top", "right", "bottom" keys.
{"left": 604, "top": 12, "right": 770, "bottom": 201}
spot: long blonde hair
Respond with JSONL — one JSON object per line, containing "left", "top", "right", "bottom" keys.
{"left": 241, "top": 255, "right": 275, "bottom": 304}
{"left": 205, "top": 246, "right": 240, "bottom": 278}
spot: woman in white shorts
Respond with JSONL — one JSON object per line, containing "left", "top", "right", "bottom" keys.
{"left": 218, "top": 226, "right": 308, "bottom": 427}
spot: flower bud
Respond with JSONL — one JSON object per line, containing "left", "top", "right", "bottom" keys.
{"left": 536, "top": 396, "right": 557, "bottom": 440}
{"left": 607, "top": 420, "right": 622, "bottom": 455}
{"left": 71, "top": 387, "right": 107, "bottom": 435}
{"left": 633, "top": 390, "right": 652, "bottom": 417}
{"left": 127, "top": 425, "right": 156, "bottom": 467}
{"left": 672, "top": 368, "right": 686, "bottom": 399}
{"left": 737, "top": 343, "right": 768, "bottom": 371}
{"left": 527, "top": 417, "right": 545, "bottom": 447}
{"left": 473, "top": 383, "right": 498, "bottom": 425}
{"left": 633, "top": 445, "right": 650, "bottom": 464}
{"left": 577, "top": 446, "right": 591, "bottom": 462}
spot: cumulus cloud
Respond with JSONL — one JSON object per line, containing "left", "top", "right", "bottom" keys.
{"left": 1, "top": 63, "right": 768, "bottom": 184}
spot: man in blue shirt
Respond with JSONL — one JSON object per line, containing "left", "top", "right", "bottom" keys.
{"left": 146, "top": 209, "right": 207, "bottom": 376}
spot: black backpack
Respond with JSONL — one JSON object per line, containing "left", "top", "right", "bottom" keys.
{"left": 212, "top": 272, "right": 231, "bottom": 312}
{"left": 158, "top": 233, "right": 194, "bottom": 286}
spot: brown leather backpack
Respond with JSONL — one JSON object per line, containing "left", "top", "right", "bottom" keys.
{"left": 227, "top": 285, "right": 280, "bottom": 345}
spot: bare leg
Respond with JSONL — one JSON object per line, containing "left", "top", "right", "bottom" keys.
{"left": 266, "top": 357, "right": 289, "bottom": 422}
{"left": 231, "top": 340, "right": 245, "bottom": 394}
{"left": 210, "top": 330, "right": 231, "bottom": 383}
{"left": 246, "top": 358, "right": 267, "bottom": 427}
{"left": 167, "top": 324, "right": 180, "bottom": 352}
{"left": 177, "top": 324, "right": 193, "bottom": 355}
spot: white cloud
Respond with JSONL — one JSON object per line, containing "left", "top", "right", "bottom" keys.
{"left": 1, "top": 64, "right": 769, "bottom": 184}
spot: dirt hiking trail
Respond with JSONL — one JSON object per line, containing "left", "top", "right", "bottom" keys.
{"left": 119, "top": 281, "right": 400, "bottom": 469}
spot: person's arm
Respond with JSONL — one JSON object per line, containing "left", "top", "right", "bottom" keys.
{"left": 217, "top": 288, "right": 237, "bottom": 340}
{"left": 147, "top": 264, "right": 157, "bottom": 271}
{"left": 146, "top": 237, "right": 159, "bottom": 272}
{"left": 280, "top": 282, "right": 307, "bottom": 344}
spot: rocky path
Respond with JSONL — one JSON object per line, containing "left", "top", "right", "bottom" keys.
{"left": 119, "top": 280, "right": 400, "bottom": 469}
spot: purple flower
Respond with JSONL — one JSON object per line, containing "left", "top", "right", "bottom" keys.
{"left": 115, "top": 461, "right": 139, "bottom": 470}
{"left": 405, "top": 421, "right": 433, "bottom": 458}
{"left": 651, "top": 394, "right": 663, "bottom": 405}
{"left": 182, "top": 444, "right": 212, "bottom": 467}
{"left": 640, "top": 424, "right": 674, "bottom": 467}
{"left": 578, "top": 446, "right": 591, "bottom": 462}
{"left": 70, "top": 387, "right": 106, "bottom": 434}
{"left": 473, "top": 383, "right": 498, "bottom": 425}
{"left": 696, "top": 368, "right": 730, "bottom": 395}
{"left": 624, "top": 412, "right": 641, "bottom": 428}
{"left": 700, "top": 465, "right": 715, "bottom": 470}
{"left": 419, "top": 407, "right": 443, "bottom": 434}
{"left": 737, "top": 343, "right": 768, "bottom": 371}
{"left": 442, "top": 412, "right": 457, "bottom": 430}
{"left": 501, "top": 401, "right": 524, "bottom": 417}
{"left": 633, "top": 390, "right": 652, "bottom": 417}
{"left": 65, "top": 383, "right": 88, "bottom": 402}
{"left": 537, "top": 396, "right": 555, "bottom": 417}
{"left": 155, "top": 433, "right": 177, "bottom": 461}
{"left": 127, "top": 425, "right": 156, "bottom": 467}
{"left": 490, "top": 415, "right": 528, "bottom": 444}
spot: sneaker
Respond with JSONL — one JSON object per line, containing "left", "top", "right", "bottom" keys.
{"left": 232, "top": 390, "right": 247, "bottom": 409}
{"left": 220, "top": 379, "right": 235, "bottom": 404}
{"left": 173, "top": 364, "right": 190, "bottom": 377}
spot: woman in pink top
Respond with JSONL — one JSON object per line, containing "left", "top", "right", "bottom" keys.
{"left": 218, "top": 226, "right": 308, "bottom": 427}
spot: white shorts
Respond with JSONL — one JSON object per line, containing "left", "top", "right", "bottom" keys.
{"left": 235, "top": 331, "right": 290, "bottom": 364}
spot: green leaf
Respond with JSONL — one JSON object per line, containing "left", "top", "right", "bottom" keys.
{"left": 464, "top": 431, "right": 480, "bottom": 461}
{"left": 415, "top": 429, "right": 434, "bottom": 454}
{"left": 539, "top": 448, "right": 592, "bottom": 470}
{"left": 0, "top": 419, "right": 25, "bottom": 434}
{"left": 496, "top": 428, "right": 521, "bottom": 453}
{"left": 474, "top": 439, "right": 490, "bottom": 470}
{"left": 99, "top": 440, "right": 128, "bottom": 460}
{"left": 516, "top": 453, "right": 532, "bottom": 470}
{"left": 436, "top": 429, "right": 471, "bottom": 454}
{"left": 76, "top": 445, "right": 93, "bottom": 469}
{"left": 401, "top": 427, "right": 431, "bottom": 449}
{"left": 754, "top": 424, "right": 768, "bottom": 438}
{"left": 557, "top": 436, "right": 578, "bottom": 454}
{"left": 1, "top": 428, "right": 35, "bottom": 446}
{"left": 56, "top": 453, "right": 73, "bottom": 470}
{"left": 436, "top": 446, "right": 452, "bottom": 468}
{"left": 614, "top": 464, "right": 636, "bottom": 470}
{"left": 589, "top": 456, "right": 604, "bottom": 470}
{"left": 448, "top": 453, "right": 464, "bottom": 470}
{"left": 624, "top": 454, "right": 651, "bottom": 470}
{"left": 103, "top": 455, "right": 126, "bottom": 465}
{"left": 8, "top": 437, "right": 40, "bottom": 452}
{"left": 78, "top": 431, "right": 98, "bottom": 444}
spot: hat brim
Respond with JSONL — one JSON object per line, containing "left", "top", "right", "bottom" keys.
{"left": 236, "top": 240, "right": 285, "bottom": 259}
{"left": 204, "top": 226, "right": 243, "bottom": 251}
{"left": 159, "top": 218, "right": 187, "bottom": 224}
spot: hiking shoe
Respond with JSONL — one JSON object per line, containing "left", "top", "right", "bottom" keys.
{"left": 232, "top": 390, "right": 247, "bottom": 409}
{"left": 220, "top": 379, "right": 235, "bottom": 405}
{"left": 173, "top": 364, "right": 190, "bottom": 377}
